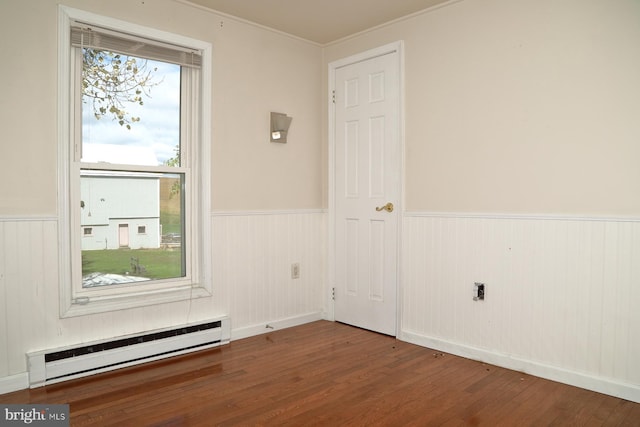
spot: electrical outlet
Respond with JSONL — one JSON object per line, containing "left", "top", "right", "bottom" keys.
{"left": 291, "top": 263, "right": 300, "bottom": 279}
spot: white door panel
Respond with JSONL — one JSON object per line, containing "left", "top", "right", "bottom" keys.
{"left": 333, "top": 48, "right": 400, "bottom": 336}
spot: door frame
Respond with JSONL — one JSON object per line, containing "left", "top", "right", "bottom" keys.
{"left": 327, "top": 41, "right": 405, "bottom": 336}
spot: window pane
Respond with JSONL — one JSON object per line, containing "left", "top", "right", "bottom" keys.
{"left": 81, "top": 49, "right": 181, "bottom": 167}
{"left": 81, "top": 171, "right": 185, "bottom": 288}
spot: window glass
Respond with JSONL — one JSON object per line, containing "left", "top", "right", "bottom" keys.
{"left": 79, "top": 50, "right": 185, "bottom": 288}
{"left": 81, "top": 51, "right": 181, "bottom": 166}
{"left": 80, "top": 171, "right": 185, "bottom": 288}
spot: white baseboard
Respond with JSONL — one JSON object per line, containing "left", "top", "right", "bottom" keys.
{"left": 0, "top": 372, "right": 29, "bottom": 395}
{"left": 231, "top": 312, "right": 323, "bottom": 341}
{"left": 400, "top": 329, "right": 640, "bottom": 404}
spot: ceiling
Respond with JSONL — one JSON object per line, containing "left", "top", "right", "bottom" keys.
{"left": 186, "top": 0, "right": 453, "bottom": 44}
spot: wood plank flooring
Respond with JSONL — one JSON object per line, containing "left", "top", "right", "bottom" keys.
{"left": 1, "top": 320, "right": 638, "bottom": 426}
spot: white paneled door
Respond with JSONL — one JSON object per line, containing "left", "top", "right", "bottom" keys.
{"left": 332, "top": 46, "right": 401, "bottom": 336}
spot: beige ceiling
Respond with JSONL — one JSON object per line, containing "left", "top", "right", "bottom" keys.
{"left": 185, "top": 0, "right": 453, "bottom": 44}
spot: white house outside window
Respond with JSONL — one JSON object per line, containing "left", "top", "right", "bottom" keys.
{"left": 58, "top": 7, "right": 212, "bottom": 316}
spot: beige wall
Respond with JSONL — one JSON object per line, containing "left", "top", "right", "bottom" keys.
{"left": 323, "top": 0, "right": 640, "bottom": 216}
{"left": 210, "top": 11, "right": 323, "bottom": 210}
{"left": 0, "top": 0, "right": 323, "bottom": 215}
{"left": 4, "top": 0, "right": 638, "bottom": 216}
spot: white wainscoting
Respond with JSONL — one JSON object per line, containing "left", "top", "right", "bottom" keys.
{"left": 0, "top": 218, "right": 59, "bottom": 393}
{"left": 3, "top": 211, "right": 638, "bottom": 402}
{"left": 0, "top": 211, "right": 326, "bottom": 394}
{"left": 401, "top": 213, "right": 640, "bottom": 403}
{"left": 211, "top": 210, "right": 326, "bottom": 339}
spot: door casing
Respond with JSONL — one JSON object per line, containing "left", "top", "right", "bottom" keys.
{"left": 327, "top": 41, "right": 405, "bottom": 335}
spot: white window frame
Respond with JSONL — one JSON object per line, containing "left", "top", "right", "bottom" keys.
{"left": 58, "top": 6, "right": 212, "bottom": 317}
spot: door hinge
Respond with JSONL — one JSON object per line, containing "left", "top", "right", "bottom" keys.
{"left": 332, "top": 287, "right": 335, "bottom": 301}
{"left": 332, "top": 90, "right": 335, "bottom": 104}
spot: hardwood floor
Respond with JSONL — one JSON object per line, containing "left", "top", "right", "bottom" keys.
{"left": 1, "top": 320, "right": 638, "bottom": 426}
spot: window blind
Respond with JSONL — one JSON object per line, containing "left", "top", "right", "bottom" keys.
{"left": 71, "top": 23, "right": 202, "bottom": 68}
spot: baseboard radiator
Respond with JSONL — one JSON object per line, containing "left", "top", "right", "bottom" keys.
{"left": 27, "top": 317, "right": 230, "bottom": 388}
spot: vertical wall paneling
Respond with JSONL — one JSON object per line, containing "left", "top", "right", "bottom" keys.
{"left": 7, "top": 221, "right": 24, "bottom": 375}
{"left": 401, "top": 213, "right": 640, "bottom": 402}
{"left": 212, "top": 211, "right": 325, "bottom": 337}
{"left": 2, "top": 211, "right": 637, "bottom": 401}
{"left": 629, "top": 224, "right": 640, "bottom": 384}
{"left": 1, "top": 212, "right": 325, "bottom": 390}
{"left": 0, "top": 221, "right": 7, "bottom": 378}
{"left": 0, "top": 219, "right": 59, "bottom": 378}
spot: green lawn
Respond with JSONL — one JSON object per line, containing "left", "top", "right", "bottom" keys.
{"left": 82, "top": 247, "right": 183, "bottom": 279}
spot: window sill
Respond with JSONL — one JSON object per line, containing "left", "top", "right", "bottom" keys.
{"left": 60, "top": 284, "right": 211, "bottom": 318}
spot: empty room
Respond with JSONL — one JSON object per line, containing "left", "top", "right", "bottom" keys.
{"left": 1, "top": 0, "right": 639, "bottom": 425}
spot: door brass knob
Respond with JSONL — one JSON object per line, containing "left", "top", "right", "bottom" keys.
{"left": 375, "top": 202, "right": 394, "bottom": 213}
